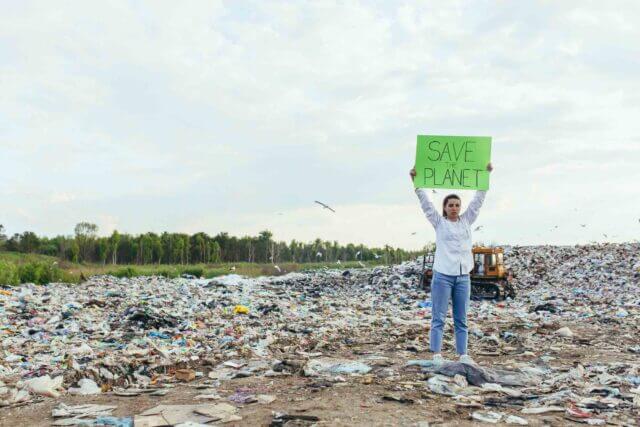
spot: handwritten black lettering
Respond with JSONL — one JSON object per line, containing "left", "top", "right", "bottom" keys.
{"left": 427, "top": 140, "right": 440, "bottom": 161}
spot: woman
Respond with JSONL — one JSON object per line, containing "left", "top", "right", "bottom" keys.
{"left": 409, "top": 162, "right": 493, "bottom": 365}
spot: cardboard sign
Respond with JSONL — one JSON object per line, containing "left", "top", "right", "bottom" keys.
{"left": 414, "top": 135, "right": 491, "bottom": 190}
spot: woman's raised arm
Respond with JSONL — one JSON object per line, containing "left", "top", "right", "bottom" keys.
{"left": 461, "top": 163, "right": 492, "bottom": 225}
{"left": 411, "top": 167, "right": 441, "bottom": 228}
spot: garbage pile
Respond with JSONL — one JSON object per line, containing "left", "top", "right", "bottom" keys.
{"left": 0, "top": 243, "right": 639, "bottom": 425}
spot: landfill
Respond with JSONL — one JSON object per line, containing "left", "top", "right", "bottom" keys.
{"left": 1, "top": 242, "right": 639, "bottom": 426}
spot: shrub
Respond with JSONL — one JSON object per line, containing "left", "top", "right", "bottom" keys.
{"left": 112, "top": 266, "right": 139, "bottom": 278}
{"left": 16, "top": 262, "right": 63, "bottom": 285}
{"left": 36, "top": 263, "right": 62, "bottom": 284}
{"left": 181, "top": 266, "right": 204, "bottom": 278}
{"left": 59, "top": 270, "right": 79, "bottom": 284}
{"left": 18, "top": 263, "right": 39, "bottom": 284}
{"left": 0, "top": 261, "right": 19, "bottom": 286}
{"left": 204, "top": 269, "right": 226, "bottom": 278}
{"left": 158, "top": 268, "right": 179, "bottom": 279}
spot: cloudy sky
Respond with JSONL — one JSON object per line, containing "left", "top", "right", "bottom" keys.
{"left": 1, "top": 1, "right": 639, "bottom": 249}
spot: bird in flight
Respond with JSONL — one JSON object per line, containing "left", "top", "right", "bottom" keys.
{"left": 411, "top": 232, "right": 417, "bottom": 235}
{"left": 474, "top": 225, "right": 483, "bottom": 232}
{"left": 373, "top": 253, "right": 381, "bottom": 259}
{"left": 274, "top": 265, "right": 281, "bottom": 273}
{"left": 580, "top": 224, "right": 586, "bottom": 228}
{"left": 314, "top": 200, "right": 336, "bottom": 213}
{"left": 355, "top": 251, "right": 361, "bottom": 258}
{"left": 358, "top": 261, "right": 365, "bottom": 268}
{"left": 316, "top": 252, "right": 323, "bottom": 258}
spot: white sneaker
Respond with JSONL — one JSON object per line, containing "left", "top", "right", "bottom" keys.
{"left": 459, "top": 354, "right": 475, "bottom": 365}
{"left": 432, "top": 353, "right": 444, "bottom": 365}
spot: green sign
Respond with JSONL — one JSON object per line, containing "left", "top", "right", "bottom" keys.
{"left": 414, "top": 135, "right": 492, "bottom": 190}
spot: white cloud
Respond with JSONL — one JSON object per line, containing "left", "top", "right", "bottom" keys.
{"left": 49, "top": 192, "right": 77, "bottom": 204}
{"left": 1, "top": 1, "right": 639, "bottom": 246}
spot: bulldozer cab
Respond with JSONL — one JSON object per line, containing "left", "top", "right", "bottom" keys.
{"left": 472, "top": 247, "right": 506, "bottom": 278}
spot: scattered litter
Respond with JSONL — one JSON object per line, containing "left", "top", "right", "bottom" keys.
{"left": 504, "top": 414, "right": 529, "bottom": 425}
{"left": 0, "top": 243, "right": 639, "bottom": 425}
{"left": 233, "top": 305, "right": 250, "bottom": 315}
{"left": 383, "top": 393, "right": 414, "bottom": 404}
{"left": 555, "top": 327, "right": 574, "bottom": 338}
{"left": 521, "top": 406, "right": 564, "bottom": 414}
{"left": 304, "top": 359, "right": 372, "bottom": 376}
{"left": 471, "top": 411, "right": 503, "bottom": 423}
{"left": 257, "top": 394, "right": 276, "bottom": 404}
{"left": 135, "top": 403, "right": 239, "bottom": 426}
{"left": 68, "top": 378, "right": 101, "bottom": 395}
{"left": 22, "top": 375, "right": 64, "bottom": 398}
{"left": 175, "top": 369, "right": 196, "bottom": 382}
{"left": 270, "top": 412, "right": 320, "bottom": 427}
{"left": 52, "top": 403, "right": 117, "bottom": 418}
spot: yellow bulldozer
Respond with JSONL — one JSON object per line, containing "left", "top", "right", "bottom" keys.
{"left": 421, "top": 246, "right": 516, "bottom": 300}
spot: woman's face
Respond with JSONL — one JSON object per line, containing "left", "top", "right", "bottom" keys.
{"left": 445, "top": 198, "right": 461, "bottom": 218}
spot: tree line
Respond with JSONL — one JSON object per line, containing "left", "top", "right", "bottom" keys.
{"left": 0, "top": 223, "right": 423, "bottom": 265}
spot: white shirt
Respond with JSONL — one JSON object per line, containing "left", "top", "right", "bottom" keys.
{"left": 415, "top": 188, "right": 487, "bottom": 276}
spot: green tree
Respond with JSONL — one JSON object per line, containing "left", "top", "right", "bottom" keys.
{"left": 210, "top": 241, "right": 221, "bottom": 263}
{"left": 184, "top": 235, "right": 191, "bottom": 264}
{"left": 109, "top": 230, "right": 121, "bottom": 264}
{"left": 38, "top": 237, "right": 59, "bottom": 256}
{"left": 160, "top": 232, "right": 173, "bottom": 263}
{"left": 19, "top": 231, "right": 40, "bottom": 253}
{"left": 150, "top": 233, "right": 163, "bottom": 264}
{"left": 96, "top": 237, "right": 109, "bottom": 264}
{"left": 66, "top": 240, "right": 80, "bottom": 263}
{"left": 74, "top": 222, "right": 98, "bottom": 262}
{"left": 191, "top": 233, "right": 208, "bottom": 263}
{"left": 174, "top": 237, "right": 185, "bottom": 264}
{"left": 255, "top": 230, "right": 271, "bottom": 263}
{"left": 0, "top": 225, "right": 7, "bottom": 251}
{"left": 138, "top": 234, "right": 154, "bottom": 264}
{"left": 213, "top": 232, "right": 229, "bottom": 262}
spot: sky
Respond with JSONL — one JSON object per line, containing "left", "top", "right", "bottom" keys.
{"left": 1, "top": 1, "right": 639, "bottom": 250}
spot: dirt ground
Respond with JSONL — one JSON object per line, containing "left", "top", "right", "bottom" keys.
{"left": 3, "top": 319, "right": 639, "bottom": 427}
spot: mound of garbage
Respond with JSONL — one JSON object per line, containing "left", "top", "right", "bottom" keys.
{"left": 1, "top": 243, "right": 639, "bottom": 425}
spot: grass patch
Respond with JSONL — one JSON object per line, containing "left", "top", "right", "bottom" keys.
{"left": 0, "top": 252, "right": 60, "bottom": 264}
{"left": 0, "top": 251, "right": 387, "bottom": 285}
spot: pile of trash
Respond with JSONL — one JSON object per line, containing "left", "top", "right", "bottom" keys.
{"left": 1, "top": 243, "right": 639, "bottom": 425}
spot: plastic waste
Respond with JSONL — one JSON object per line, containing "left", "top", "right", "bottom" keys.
{"left": 68, "top": 378, "right": 101, "bottom": 395}
{"left": 504, "top": 415, "right": 529, "bottom": 425}
{"left": 22, "top": 375, "right": 64, "bottom": 398}
{"left": 471, "top": 411, "right": 502, "bottom": 423}
{"left": 94, "top": 417, "right": 134, "bottom": 427}
{"left": 233, "top": 305, "right": 249, "bottom": 315}
{"left": 1, "top": 242, "right": 640, "bottom": 425}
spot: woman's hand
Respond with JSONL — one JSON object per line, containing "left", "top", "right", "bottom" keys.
{"left": 487, "top": 162, "right": 493, "bottom": 172}
{"left": 409, "top": 167, "right": 416, "bottom": 182}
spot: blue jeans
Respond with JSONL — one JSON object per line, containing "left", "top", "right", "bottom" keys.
{"left": 430, "top": 271, "right": 471, "bottom": 355}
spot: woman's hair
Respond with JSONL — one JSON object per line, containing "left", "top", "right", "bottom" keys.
{"left": 442, "top": 194, "right": 461, "bottom": 217}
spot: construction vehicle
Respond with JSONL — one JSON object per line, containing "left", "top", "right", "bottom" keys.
{"left": 420, "top": 246, "right": 516, "bottom": 300}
